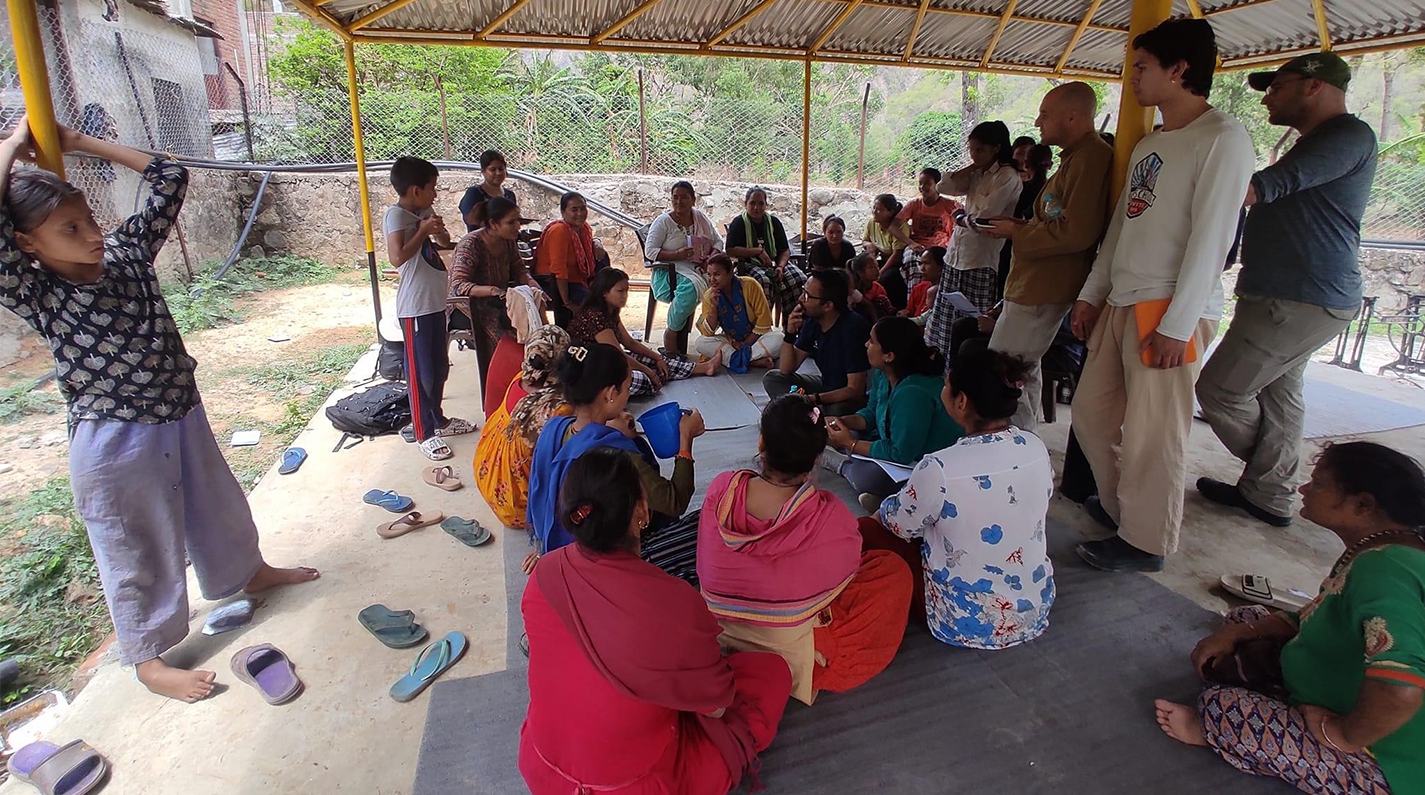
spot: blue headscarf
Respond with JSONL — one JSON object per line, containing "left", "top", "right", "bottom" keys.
{"left": 527, "top": 415, "right": 657, "bottom": 554}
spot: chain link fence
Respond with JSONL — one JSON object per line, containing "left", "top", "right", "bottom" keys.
{"left": 2, "top": 8, "right": 1423, "bottom": 240}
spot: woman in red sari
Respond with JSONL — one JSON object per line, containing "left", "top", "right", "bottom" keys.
{"left": 521, "top": 447, "right": 794, "bottom": 795}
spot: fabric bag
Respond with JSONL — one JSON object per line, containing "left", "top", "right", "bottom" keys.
{"left": 325, "top": 381, "right": 411, "bottom": 437}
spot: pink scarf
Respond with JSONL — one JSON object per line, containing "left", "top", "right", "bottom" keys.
{"left": 697, "top": 470, "right": 861, "bottom": 626}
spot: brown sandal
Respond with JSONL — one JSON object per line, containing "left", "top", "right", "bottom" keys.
{"left": 422, "top": 465, "right": 462, "bottom": 491}
{"left": 377, "top": 510, "right": 446, "bottom": 539}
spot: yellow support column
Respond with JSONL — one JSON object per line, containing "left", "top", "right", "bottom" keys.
{"left": 1110, "top": 0, "right": 1173, "bottom": 199}
{"left": 345, "top": 40, "right": 383, "bottom": 327}
{"left": 7, "top": 0, "right": 64, "bottom": 177}
{"left": 800, "top": 59, "right": 811, "bottom": 246}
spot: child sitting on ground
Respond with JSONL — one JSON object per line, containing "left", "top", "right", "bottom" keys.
{"left": 847, "top": 252, "right": 896, "bottom": 323}
{"left": 905, "top": 246, "right": 943, "bottom": 322}
{"left": 383, "top": 156, "right": 474, "bottom": 461}
{"left": 0, "top": 117, "right": 318, "bottom": 702}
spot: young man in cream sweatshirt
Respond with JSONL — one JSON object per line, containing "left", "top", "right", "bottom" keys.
{"left": 1068, "top": 18, "right": 1256, "bottom": 572}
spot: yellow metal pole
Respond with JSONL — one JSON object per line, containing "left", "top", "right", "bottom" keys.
{"left": 1110, "top": 0, "right": 1172, "bottom": 201}
{"left": 7, "top": 0, "right": 64, "bottom": 177}
{"left": 800, "top": 58, "right": 811, "bottom": 246}
{"left": 345, "top": 40, "right": 382, "bottom": 327}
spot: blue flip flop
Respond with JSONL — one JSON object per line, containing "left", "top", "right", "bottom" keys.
{"left": 279, "top": 447, "right": 307, "bottom": 475}
{"left": 362, "top": 489, "right": 413, "bottom": 513}
{"left": 390, "top": 631, "right": 467, "bottom": 702}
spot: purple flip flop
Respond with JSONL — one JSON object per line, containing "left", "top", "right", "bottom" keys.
{"left": 6, "top": 739, "right": 108, "bottom": 795}
{"left": 230, "top": 644, "right": 303, "bottom": 705}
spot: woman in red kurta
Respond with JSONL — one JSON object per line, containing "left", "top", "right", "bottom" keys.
{"left": 520, "top": 447, "right": 793, "bottom": 795}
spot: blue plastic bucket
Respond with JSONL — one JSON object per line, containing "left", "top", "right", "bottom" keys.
{"left": 637, "top": 402, "right": 686, "bottom": 458}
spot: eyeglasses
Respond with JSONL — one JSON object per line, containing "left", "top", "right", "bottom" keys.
{"left": 1265, "top": 76, "right": 1310, "bottom": 96}
{"left": 802, "top": 289, "right": 827, "bottom": 302}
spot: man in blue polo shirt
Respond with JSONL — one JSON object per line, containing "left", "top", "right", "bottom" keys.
{"left": 763, "top": 269, "right": 871, "bottom": 415}
{"left": 1196, "top": 52, "right": 1377, "bottom": 527}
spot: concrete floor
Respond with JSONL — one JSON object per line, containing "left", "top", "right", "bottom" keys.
{"left": 4, "top": 343, "right": 1423, "bottom": 795}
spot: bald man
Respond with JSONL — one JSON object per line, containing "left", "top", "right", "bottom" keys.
{"left": 982, "top": 81, "right": 1114, "bottom": 430}
{"left": 1196, "top": 53, "right": 1377, "bottom": 526}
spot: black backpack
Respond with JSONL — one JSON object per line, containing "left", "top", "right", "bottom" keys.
{"left": 325, "top": 381, "right": 411, "bottom": 437}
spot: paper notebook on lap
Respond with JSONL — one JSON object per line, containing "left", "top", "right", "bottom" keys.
{"left": 1135, "top": 298, "right": 1198, "bottom": 367}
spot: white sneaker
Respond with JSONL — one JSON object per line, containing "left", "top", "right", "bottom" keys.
{"left": 819, "top": 447, "right": 848, "bottom": 474}
{"left": 419, "top": 436, "right": 454, "bottom": 461}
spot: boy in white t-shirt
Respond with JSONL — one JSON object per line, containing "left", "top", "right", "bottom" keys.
{"left": 1068, "top": 19, "right": 1256, "bottom": 572}
{"left": 383, "top": 156, "right": 473, "bottom": 462}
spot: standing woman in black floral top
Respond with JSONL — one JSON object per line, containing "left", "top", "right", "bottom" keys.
{"left": 0, "top": 117, "right": 319, "bottom": 703}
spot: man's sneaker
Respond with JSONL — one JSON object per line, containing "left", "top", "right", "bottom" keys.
{"left": 419, "top": 436, "right": 454, "bottom": 461}
{"left": 1076, "top": 536, "right": 1165, "bottom": 573}
{"left": 1196, "top": 478, "right": 1292, "bottom": 527}
{"left": 436, "top": 417, "right": 476, "bottom": 437}
{"left": 1084, "top": 495, "right": 1118, "bottom": 532}
{"left": 858, "top": 492, "right": 883, "bottom": 514}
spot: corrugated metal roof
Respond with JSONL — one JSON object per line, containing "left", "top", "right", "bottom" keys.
{"left": 320, "top": 0, "right": 1425, "bottom": 77}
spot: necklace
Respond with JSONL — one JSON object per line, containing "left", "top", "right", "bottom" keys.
{"left": 758, "top": 471, "right": 806, "bottom": 489}
{"left": 1330, "top": 528, "right": 1425, "bottom": 577}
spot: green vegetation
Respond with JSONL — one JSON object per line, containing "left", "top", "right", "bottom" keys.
{"left": 0, "top": 378, "right": 63, "bottom": 424}
{"left": 163, "top": 255, "right": 341, "bottom": 333}
{"left": 0, "top": 478, "right": 106, "bottom": 704}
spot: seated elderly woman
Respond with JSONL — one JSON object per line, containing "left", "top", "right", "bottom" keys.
{"left": 726, "top": 187, "right": 807, "bottom": 329}
{"left": 570, "top": 268, "right": 717, "bottom": 397}
{"left": 645, "top": 180, "right": 724, "bottom": 354}
{"left": 527, "top": 342, "right": 706, "bottom": 583}
{"left": 694, "top": 254, "right": 783, "bottom": 373}
{"left": 697, "top": 394, "right": 911, "bottom": 706}
{"left": 534, "top": 191, "right": 605, "bottom": 328}
{"left": 824, "top": 317, "right": 963, "bottom": 511}
{"left": 860, "top": 348, "right": 1054, "bottom": 638}
{"left": 1154, "top": 441, "right": 1425, "bottom": 795}
{"left": 474, "top": 325, "right": 572, "bottom": 529}
{"left": 520, "top": 447, "right": 794, "bottom": 795}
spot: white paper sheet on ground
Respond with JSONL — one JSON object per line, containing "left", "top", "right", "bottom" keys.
{"left": 629, "top": 374, "right": 763, "bottom": 430}
{"left": 943, "top": 291, "right": 981, "bottom": 317}
{"left": 230, "top": 429, "right": 261, "bottom": 447}
{"left": 850, "top": 453, "right": 913, "bottom": 482}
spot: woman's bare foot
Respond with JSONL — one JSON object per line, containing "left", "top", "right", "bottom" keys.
{"left": 1155, "top": 699, "right": 1208, "bottom": 747}
{"left": 136, "top": 658, "right": 216, "bottom": 703}
{"left": 244, "top": 562, "right": 320, "bottom": 594}
{"left": 693, "top": 350, "right": 720, "bottom": 377}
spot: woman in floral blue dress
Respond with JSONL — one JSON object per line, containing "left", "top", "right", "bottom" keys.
{"left": 859, "top": 348, "right": 1054, "bottom": 646}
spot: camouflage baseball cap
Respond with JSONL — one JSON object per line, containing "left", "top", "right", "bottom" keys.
{"left": 1248, "top": 52, "right": 1351, "bottom": 92}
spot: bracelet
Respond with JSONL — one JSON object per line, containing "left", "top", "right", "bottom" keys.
{"left": 1320, "top": 717, "right": 1345, "bottom": 753}
{"left": 676, "top": 451, "right": 694, "bottom": 462}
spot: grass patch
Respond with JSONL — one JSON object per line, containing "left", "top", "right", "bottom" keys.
{"left": 163, "top": 256, "right": 342, "bottom": 334}
{"left": 238, "top": 343, "right": 372, "bottom": 401}
{"left": 0, "top": 379, "right": 64, "bottom": 424}
{"left": 0, "top": 478, "right": 107, "bottom": 704}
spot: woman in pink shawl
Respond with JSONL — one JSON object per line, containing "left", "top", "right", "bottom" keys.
{"left": 697, "top": 394, "right": 913, "bottom": 705}
{"left": 521, "top": 447, "right": 793, "bottom": 795}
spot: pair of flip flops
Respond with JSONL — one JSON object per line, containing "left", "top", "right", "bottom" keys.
{"left": 378, "top": 510, "right": 445, "bottom": 539}
{"left": 441, "top": 516, "right": 491, "bottom": 547}
{"left": 359, "top": 604, "right": 428, "bottom": 649}
{"left": 390, "top": 632, "right": 468, "bottom": 702}
{"left": 231, "top": 644, "right": 302, "bottom": 706}
{"left": 423, "top": 465, "right": 462, "bottom": 491}
{"left": 363, "top": 489, "right": 413, "bottom": 513}
{"left": 7, "top": 739, "right": 107, "bottom": 795}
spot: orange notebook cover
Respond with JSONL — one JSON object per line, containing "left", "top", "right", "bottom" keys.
{"left": 1136, "top": 298, "right": 1198, "bottom": 366}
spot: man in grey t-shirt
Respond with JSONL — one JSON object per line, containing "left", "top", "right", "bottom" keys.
{"left": 1196, "top": 53, "right": 1377, "bottom": 525}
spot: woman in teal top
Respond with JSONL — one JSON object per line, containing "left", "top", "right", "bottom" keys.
{"left": 826, "top": 316, "right": 962, "bottom": 511}
{"left": 1155, "top": 441, "right": 1425, "bottom": 795}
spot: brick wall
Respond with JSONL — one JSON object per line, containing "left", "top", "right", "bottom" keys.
{"left": 191, "top": 0, "right": 244, "bottom": 110}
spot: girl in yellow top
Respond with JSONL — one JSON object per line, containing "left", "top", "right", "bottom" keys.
{"left": 694, "top": 254, "right": 784, "bottom": 372}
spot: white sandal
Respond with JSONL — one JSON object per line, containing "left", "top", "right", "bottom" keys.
{"left": 419, "top": 436, "right": 454, "bottom": 461}
{"left": 436, "top": 417, "right": 476, "bottom": 437}
{"left": 1219, "top": 574, "right": 1312, "bottom": 611}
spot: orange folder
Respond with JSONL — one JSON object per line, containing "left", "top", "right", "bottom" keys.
{"left": 1136, "top": 298, "right": 1198, "bottom": 367}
